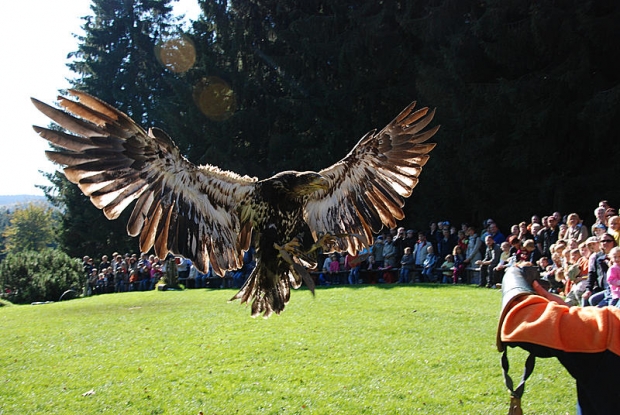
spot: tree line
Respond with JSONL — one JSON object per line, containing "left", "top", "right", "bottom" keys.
{"left": 39, "top": 0, "right": 620, "bottom": 261}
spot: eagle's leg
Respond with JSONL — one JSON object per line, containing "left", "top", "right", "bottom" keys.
{"left": 273, "top": 238, "right": 302, "bottom": 262}
{"left": 273, "top": 240, "right": 316, "bottom": 295}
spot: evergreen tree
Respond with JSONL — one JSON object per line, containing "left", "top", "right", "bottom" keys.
{"left": 407, "top": 0, "right": 620, "bottom": 226}
{"left": 42, "top": 0, "right": 620, "bottom": 248}
{"left": 42, "top": 0, "right": 184, "bottom": 259}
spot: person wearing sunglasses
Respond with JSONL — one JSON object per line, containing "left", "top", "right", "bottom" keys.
{"left": 582, "top": 234, "right": 617, "bottom": 307}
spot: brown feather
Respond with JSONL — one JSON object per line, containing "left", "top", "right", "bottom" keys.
{"left": 33, "top": 127, "right": 96, "bottom": 151}
{"left": 154, "top": 203, "right": 174, "bottom": 257}
{"left": 127, "top": 191, "right": 155, "bottom": 237}
{"left": 31, "top": 98, "right": 106, "bottom": 138}
{"left": 139, "top": 202, "right": 163, "bottom": 253}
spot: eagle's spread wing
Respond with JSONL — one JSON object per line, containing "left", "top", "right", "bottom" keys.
{"left": 304, "top": 102, "right": 438, "bottom": 253}
{"left": 32, "top": 90, "right": 256, "bottom": 275}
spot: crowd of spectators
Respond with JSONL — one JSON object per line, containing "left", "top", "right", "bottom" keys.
{"left": 81, "top": 199, "right": 620, "bottom": 309}
{"left": 82, "top": 247, "right": 256, "bottom": 295}
{"left": 314, "top": 200, "right": 620, "bottom": 302}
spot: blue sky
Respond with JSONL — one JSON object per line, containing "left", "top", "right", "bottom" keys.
{"left": 0, "top": 0, "right": 201, "bottom": 196}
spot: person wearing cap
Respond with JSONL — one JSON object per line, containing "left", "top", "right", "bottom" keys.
{"left": 497, "top": 266, "right": 620, "bottom": 414}
{"left": 592, "top": 223, "right": 607, "bottom": 238}
{"left": 403, "top": 229, "right": 417, "bottom": 252}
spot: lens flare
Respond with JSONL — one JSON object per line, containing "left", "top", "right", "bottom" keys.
{"left": 155, "top": 35, "right": 196, "bottom": 73}
{"left": 193, "top": 77, "right": 237, "bottom": 121}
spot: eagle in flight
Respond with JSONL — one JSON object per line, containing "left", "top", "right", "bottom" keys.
{"left": 32, "top": 91, "right": 438, "bottom": 317}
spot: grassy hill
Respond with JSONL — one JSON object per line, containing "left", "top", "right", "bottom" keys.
{"left": 0, "top": 285, "right": 574, "bottom": 414}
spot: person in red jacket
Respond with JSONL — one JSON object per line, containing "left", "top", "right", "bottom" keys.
{"left": 497, "top": 266, "right": 620, "bottom": 415}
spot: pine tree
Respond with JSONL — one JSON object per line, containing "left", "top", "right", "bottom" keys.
{"left": 42, "top": 0, "right": 183, "bottom": 259}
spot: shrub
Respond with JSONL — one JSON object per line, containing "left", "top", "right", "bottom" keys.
{"left": 0, "top": 249, "right": 83, "bottom": 304}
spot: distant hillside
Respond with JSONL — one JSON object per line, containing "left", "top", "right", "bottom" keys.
{"left": 0, "top": 195, "right": 48, "bottom": 208}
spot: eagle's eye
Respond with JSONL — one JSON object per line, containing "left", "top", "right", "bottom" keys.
{"left": 271, "top": 180, "right": 285, "bottom": 190}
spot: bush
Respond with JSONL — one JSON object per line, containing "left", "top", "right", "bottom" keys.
{"left": 0, "top": 249, "right": 83, "bottom": 304}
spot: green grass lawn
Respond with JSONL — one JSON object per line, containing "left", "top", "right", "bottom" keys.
{"left": 1, "top": 285, "right": 574, "bottom": 414}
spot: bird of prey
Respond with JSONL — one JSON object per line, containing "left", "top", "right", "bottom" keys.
{"left": 32, "top": 90, "right": 438, "bottom": 317}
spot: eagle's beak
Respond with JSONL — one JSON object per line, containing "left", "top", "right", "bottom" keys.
{"left": 309, "top": 175, "right": 329, "bottom": 191}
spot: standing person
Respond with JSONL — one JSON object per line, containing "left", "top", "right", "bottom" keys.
{"left": 403, "top": 229, "right": 417, "bottom": 252}
{"left": 497, "top": 266, "right": 620, "bottom": 415}
{"left": 382, "top": 235, "right": 397, "bottom": 268}
{"left": 319, "top": 254, "right": 335, "bottom": 285}
{"left": 99, "top": 255, "right": 111, "bottom": 272}
{"left": 456, "top": 229, "right": 468, "bottom": 252}
{"left": 346, "top": 250, "right": 367, "bottom": 285}
{"left": 437, "top": 227, "right": 457, "bottom": 260}
{"left": 398, "top": 247, "right": 415, "bottom": 283}
{"left": 463, "top": 226, "right": 482, "bottom": 268}
{"left": 414, "top": 232, "right": 432, "bottom": 267}
{"left": 426, "top": 222, "right": 440, "bottom": 253}
{"left": 138, "top": 253, "right": 152, "bottom": 291}
{"left": 114, "top": 256, "right": 128, "bottom": 293}
{"left": 392, "top": 227, "right": 407, "bottom": 262}
{"left": 452, "top": 245, "right": 465, "bottom": 284}
{"left": 476, "top": 236, "right": 501, "bottom": 288}
{"left": 371, "top": 236, "right": 385, "bottom": 268}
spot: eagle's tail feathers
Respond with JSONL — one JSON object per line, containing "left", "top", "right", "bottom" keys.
{"left": 230, "top": 263, "right": 291, "bottom": 318}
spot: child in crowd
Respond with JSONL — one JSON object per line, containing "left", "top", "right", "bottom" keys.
{"left": 452, "top": 245, "right": 465, "bottom": 283}
{"left": 319, "top": 254, "right": 341, "bottom": 285}
{"left": 564, "top": 251, "right": 588, "bottom": 306}
{"left": 399, "top": 247, "right": 415, "bottom": 283}
{"left": 421, "top": 246, "right": 438, "bottom": 282}
{"left": 493, "top": 241, "right": 513, "bottom": 277}
{"left": 607, "top": 247, "right": 620, "bottom": 307}
{"left": 440, "top": 254, "right": 455, "bottom": 284}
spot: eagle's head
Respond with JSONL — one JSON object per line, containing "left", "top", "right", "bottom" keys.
{"left": 265, "top": 171, "right": 329, "bottom": 198}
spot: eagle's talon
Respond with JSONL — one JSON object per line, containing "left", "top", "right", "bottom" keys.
{"left": 306, "top": 232, "right": 340, "bottom": 255}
